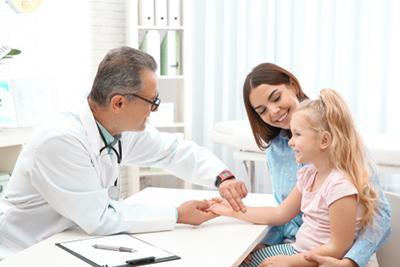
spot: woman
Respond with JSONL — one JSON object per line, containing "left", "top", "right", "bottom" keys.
{"left": 242, "top": 63, "right": 391, "bottom": 267}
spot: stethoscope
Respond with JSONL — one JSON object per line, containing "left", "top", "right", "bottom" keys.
{"left": 97, "top": 124, "right": 122, "bottom": 200}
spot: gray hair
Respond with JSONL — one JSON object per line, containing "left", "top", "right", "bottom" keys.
{"left": 88, "top": 46, "right": 157, "bottom": 105}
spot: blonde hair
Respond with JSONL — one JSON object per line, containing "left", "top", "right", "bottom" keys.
{"left": 296, "top": 89, "right": 377, "bottom": 228}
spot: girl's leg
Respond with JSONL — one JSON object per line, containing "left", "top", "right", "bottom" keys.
{"left": 239, "top": 243, "right": 296, "bottom": 267}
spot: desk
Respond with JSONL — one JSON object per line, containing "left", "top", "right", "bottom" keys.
{"left": 0, "top": 187, "right": 276, "bottom": 267}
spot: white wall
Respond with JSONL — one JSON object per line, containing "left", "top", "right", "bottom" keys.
{"left": 0, "top": 0, "right": 126, "bottom": 126}
{"left": 89, "top": 0, "right": 127, "bottom": 76}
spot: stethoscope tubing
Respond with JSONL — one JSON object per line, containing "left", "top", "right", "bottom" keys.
{"left": 97, "top": 124, "right": 122, "bottom": 187}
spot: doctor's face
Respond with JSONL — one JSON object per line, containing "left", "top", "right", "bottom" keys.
{"left": 249, "top": 83, "right": 300, "bottom": 130}
{"left": 123, "top": 69, "right": 159, "bottom": 131}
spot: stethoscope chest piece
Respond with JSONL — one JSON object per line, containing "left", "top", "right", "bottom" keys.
{"left": 108, "top": 186, "right": 120, "bottom": 200}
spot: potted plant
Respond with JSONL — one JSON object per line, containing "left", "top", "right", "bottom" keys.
{"left": 0, "top": 46, "right": 22, "bottom": 63}
{"left": 0, "top": 46, "right": 22, "bottom": 77}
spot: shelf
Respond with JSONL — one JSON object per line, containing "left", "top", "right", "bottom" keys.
{"left": 126, "top": 0, "right": 192, "bottom": 191}
{"left": 158, "top": 75, "right": 184, "bottom": 80}
{"left": 138, "top": 26, "right": 184, "bottom": 31}
{"left": 139, "top": 168, "right": 170, "bottom": 176}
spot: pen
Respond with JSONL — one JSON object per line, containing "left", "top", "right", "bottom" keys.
{"left": 126, "top": 256, "right": 156, "bottom": 265}
{"left": 92, "top": 244, "right": 137, "bottom": 253}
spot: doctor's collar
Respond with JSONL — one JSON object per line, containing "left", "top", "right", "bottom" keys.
{"left": 96, "top": 121, "right": 121, "bottom": 146}
{"left": 96, "top": 121, "right": 123, "bottom": 165}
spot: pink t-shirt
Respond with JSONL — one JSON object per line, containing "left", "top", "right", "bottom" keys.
{"left": 293, "top": 165, "right": 364, "bottom": 253}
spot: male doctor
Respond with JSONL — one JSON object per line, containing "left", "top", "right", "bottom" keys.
{"left": 0, "top": 46, "right": 247, "bottom": 258}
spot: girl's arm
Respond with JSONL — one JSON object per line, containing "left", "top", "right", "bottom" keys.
{"left": 210, "top": 187, "right": 302, "bottom": 225}
{"left": 309, "top": 194, "right": 358, "bottom": 258}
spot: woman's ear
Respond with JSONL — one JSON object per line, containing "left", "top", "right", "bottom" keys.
{"left": 289, "top": 78, "right": 300, "bottom": 96}
{"left": 320, "top": 131, "right": 332, "bottom": 150}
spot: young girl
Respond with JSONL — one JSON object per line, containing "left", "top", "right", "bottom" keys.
{"left": 210, "top": 89, "right": 378, "bottom": 267}
{"left": 241, "top": 63, "right": 390, "bottom": 267}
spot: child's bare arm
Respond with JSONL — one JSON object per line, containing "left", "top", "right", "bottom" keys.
{"left": 210, "top": 187, "right": 302, "bottom": 225}
{"left": 309, "top": 194, "right": 358, "bottom": 258}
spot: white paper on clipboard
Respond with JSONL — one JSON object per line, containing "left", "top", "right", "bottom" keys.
{"left": 56, "top": 234, "right": 180, "bottom": 267}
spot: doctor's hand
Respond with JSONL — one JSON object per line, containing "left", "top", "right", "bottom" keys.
{"left": 218, "top": 179, "right": 248, "bottom": 212}
{"left": 177, "top": 200, "right": 219, "bottom": 225}
{"left": 304, "top": 253, "right": 357, "bottom": 267}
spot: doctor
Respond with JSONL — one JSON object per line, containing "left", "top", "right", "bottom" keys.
{"left": 0, "top": 46, "right": 247, "bottom": 258}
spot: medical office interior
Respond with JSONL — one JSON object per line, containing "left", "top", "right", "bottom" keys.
{"left": 0, "top": 0, "right": 400, "bottom": 266}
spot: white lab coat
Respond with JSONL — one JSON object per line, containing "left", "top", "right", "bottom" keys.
{"left": 0, "top": 103, "right": 227, "bottom": 257}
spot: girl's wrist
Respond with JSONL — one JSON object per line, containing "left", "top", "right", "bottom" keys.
{"left": 232, "top": 209, "right": 244, "bottom": 218}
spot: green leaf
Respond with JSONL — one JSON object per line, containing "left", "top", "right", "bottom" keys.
{"left": 7, "top": 49, "right": 21, "bottom": 56}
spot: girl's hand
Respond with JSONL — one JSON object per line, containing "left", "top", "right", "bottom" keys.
{"left": 208, "top": 198, "right": 235, "bottom": 216}
{"left": 259, "top": 255, "right": 292, "bottom": 267}
{"left": 205, "top": 197, "right": 224, "bottom": 206}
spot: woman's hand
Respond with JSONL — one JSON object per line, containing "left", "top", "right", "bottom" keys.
{"left": 303, "top": 253, "right": 357, "bottom": 267}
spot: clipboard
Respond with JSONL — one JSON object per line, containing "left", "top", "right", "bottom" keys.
{"left": 55, "top": 234, "right": 180, "bottom": 266}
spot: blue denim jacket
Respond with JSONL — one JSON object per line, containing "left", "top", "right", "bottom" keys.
{"left": 263, "top": 131, "right": 391, "bottom": 267}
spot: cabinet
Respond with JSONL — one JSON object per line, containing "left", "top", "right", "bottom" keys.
{"left": 0, "top": 127, "right": 33, "bottom": 195}
{"left": 0, "top": 127, "right": 33, "bottom": 172}
{"left": 125, "top": 0, "right": 192, "bottom": 195}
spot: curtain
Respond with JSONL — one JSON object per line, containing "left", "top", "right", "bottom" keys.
{"left": 189, "top": 0, "right": 400, "bottom": 192}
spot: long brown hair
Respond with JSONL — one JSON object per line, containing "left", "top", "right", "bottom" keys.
{"left": 296, "top": 89, "right": 377, "bottom": 228}
{"left": 243, "top": 63, "right": 307, "bottom": 150}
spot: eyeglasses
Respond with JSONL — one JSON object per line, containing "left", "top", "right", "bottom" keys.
{"left": 123, "top": 93, "right": 161, "bottom": 111}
